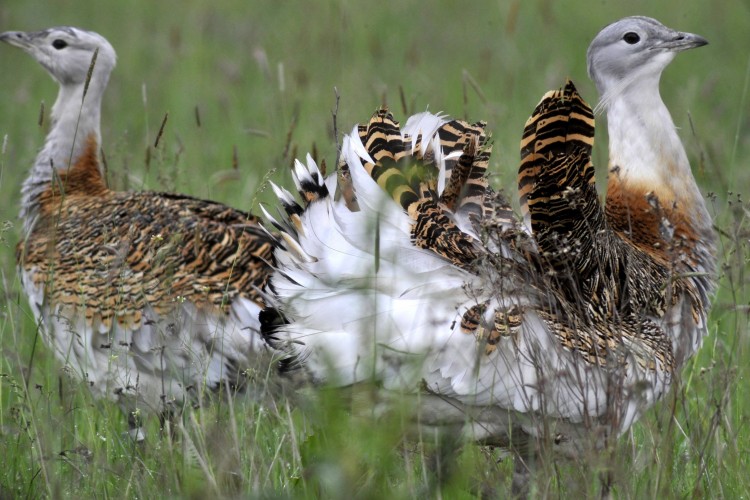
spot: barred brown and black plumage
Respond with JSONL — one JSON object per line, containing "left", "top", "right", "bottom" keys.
{"left": 3, "top": 27, "right": 276, "bottom": 438}
{"left": 480, "top": 81, "right": 675, "bottom": 374}
{"left": 511, "top": 79, "right": 708, "bottom": 376}
{"left": 19, "top": 159, "right": 274, "bottom": 331}
{"left": 351, "top": 110, "right": 492, "bottom": 269}
{"left": 519, "top": 80, "right": 599, "bottom": 255}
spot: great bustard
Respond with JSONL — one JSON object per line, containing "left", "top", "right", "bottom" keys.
{"left": 260, "top": 15, "right": 716, "bottom": 457}
{"left": 2, "top": 27, "right": 276, "bottom": 437}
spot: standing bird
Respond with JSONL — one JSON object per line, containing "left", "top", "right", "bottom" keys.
{"left": 2, "top": 27, "right": 276, "bottom": 437}
{"left": 261, "top": 15, "right": 716, "bottom": 459}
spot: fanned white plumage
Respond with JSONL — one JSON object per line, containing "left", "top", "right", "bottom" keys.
{"left": 265, "top": 87, "right": 712, "bottom": 453}
{"left": 262, "top": 109, "right": 674, "bottom": 455}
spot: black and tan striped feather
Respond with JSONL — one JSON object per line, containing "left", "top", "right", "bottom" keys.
{"left": 518, "top": 81, "right": 606, "bottom": 283}
{"left": 352, "top": 109, "right": 495, "bottom": 269}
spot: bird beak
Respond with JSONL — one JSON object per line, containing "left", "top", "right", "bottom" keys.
{"left": 657, "top": 31, "right": 708, "bottom": 52}
{"left": 0, "top": 31, "right": 33, "bottom": 51}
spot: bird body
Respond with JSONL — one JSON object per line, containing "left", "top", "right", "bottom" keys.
{"left": 3, "top": 27, "right": 274, "bottom": 425}
{"left": 265, "top": 103, "right": 671, "bottom": 451}
{"left": 263, "top": 16, "right": 716, "bottom": 454}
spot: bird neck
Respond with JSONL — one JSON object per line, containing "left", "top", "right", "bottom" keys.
{"left": 603, "top": 80, "right": 715, "bottom": 274}
{"left": 21, "top": 80, "right": 105, "bottom": 232}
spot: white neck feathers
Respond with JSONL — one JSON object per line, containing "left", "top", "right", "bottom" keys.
{"left": 20, "top": 72, "right": 107, "bottom": 232}
{"left": 604, "top": 77, "right": 684, "bottom": 187}
{"left": 603, "top": 73, "right": 715, "bottom": 275}
{"left": 604, "top": 75, "right": 711, "bottom": 219}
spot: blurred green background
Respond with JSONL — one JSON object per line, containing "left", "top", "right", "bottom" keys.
{"left": 0, "top": 0, "right": 748, "bottom": 497}
{"left": 1, "top": 1, "right": 745, "bottom": 216}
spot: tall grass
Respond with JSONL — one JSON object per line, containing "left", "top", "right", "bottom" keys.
{"left": 0, "top": 0, "right": 748, "bottom": 497}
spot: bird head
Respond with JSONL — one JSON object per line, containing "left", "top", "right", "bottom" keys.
{"left": 586, "top": 17, "right": 706, "bottom": 105}
{"left": 0, "top": 27, "right": 116, "bottom": 88}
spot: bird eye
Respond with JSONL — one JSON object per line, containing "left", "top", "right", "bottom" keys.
{"left": 52, "top": 39, "right": 68, "bottom": 50}
{"left": 623, "top": 32, "right": 640, "bottom": 44}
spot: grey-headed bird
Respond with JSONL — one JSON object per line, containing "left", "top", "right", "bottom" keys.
{"left": 261, "top": 15, "right": 716, "bottom": 467}
{"left": 2, "top": 27, "right": 277, "bottom": 438}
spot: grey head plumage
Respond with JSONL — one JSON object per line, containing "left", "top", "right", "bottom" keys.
{"left": 586, "top": 16, "right": 707, "bottom": 111}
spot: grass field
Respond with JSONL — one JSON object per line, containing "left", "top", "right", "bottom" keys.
{"left": 0, "top": 0, "right": 749, "bottom": 497}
